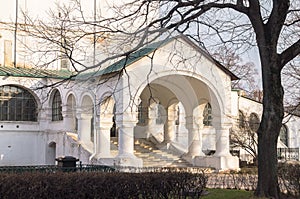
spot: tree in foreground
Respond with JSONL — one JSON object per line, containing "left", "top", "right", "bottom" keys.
{"left": 19, "top": 0, "right": 300, "bottom": 198}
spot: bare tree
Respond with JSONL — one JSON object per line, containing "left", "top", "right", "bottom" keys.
{"left": 17, "top": 0, "right": 300, "bottom": 198}
{"left": 230, "top": 127, "right": 258, "bottom": 162}
{"left": 282, "top": 60, "right": 300, "bottom": 108}
{"left": 230, "top": 112, "right": 260, "bottom": 165}
{"left": 212, "top": 46, "right": 260, "bottom": 96}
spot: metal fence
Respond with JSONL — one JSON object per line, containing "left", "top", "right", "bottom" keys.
{"left": 0, "top": 164, "right": 115, "bottom": 173}
{"left": 277, "top": 148, "right": 299, "bottom": 161}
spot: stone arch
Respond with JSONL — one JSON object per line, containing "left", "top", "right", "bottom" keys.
{"left": 133, "top": 73, "right": 229, "bottom": 162}
{"left": 100, "top": 93, "right": 115, "bottom": 116}
{"left": 133, "top": 72, "right": 224, "bottom": 130}
{"left": 80, "top": 94, "right": 94, "bottom": 114}
{"left": 134, "top": 70, "right": 225, "bottom": 123}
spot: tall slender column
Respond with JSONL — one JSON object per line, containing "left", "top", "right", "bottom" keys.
{"left": 62, "top": 104, "right": 75, "bottom": 132}
{"left": 147, "top": 104, "right": 163, "bottom": 142}
{"left": 113, "top": 75, "right": 142, "bottom": 167}
{"left": 77, "top": 113, "right": 93, "bottom": 143}
{"left": 147, "top": 106, "right": 156, "bottom": 138}
{"left": 186, "top": 116, "right": 205, "bottom": 157}
{"left": 214, "top": 125, "right": 232, "bottom": 157}
{"left": 165, "top": 105, "right": 176, "bottom": 143}
{"left": 97, "top": 114, "right": 113, "bottom": 157}
{"left": 117, "top": 120, "right": 136, "bottom": 156}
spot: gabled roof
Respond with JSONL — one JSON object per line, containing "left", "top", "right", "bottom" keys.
{"left": 85, "top": 35, "right": 239, "bottom": 80}
{"left": 0, "top": 66, "right": 75, "bottom": 79}
{"left": 80, "top": 38, "right": 173, "bottom": 78}
{"left": 0, "top": 36, "right": 239, "bottom": 81}
{"left": 178, "top": 36, "right": 239, "bottom": 81}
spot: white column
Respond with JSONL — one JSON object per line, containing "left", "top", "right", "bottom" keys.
{"left": 115, "top": 111, "right": 143, "bottom": 167}
{"left": 147, "top": 105, "right": 163, "bottom": 142}
{"left": 147, "top": 107, "right": 155, "bottom": 138}
{"left": 165, "top": 106, "right": 176, "bottom": 143}
{"left": 165, "top": 119, "right": 175, "bottom": 142}
{"left": 62, "top": 104, "right": 74, "bottom": 132}
{"left": 117, "top": 120, "right": 135, "bottom": 156}
{"left": 186, "top": 116, "right": 205, "bottom": 157}
{"left": 77, "top": 113, "right": 93, "bottom": 143}
{"left": 97, "top": 114, "right": 113, "bottom": 158}
{"left": 214, "top": 125, "right": 232, "bottom": 157}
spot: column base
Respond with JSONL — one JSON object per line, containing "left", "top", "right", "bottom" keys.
{"left": 114, "top": 153, "right": 143, "bottom": 167}
{"left": 193, "top": 155, "right": 239, "bottom": 171}
{"left": 96, "top": 158, "right": 116, "bottom": 166}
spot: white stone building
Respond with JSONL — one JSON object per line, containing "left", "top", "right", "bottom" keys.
{"left": 0, "top": 0, "right": 299, "bottom": 170}
{"left": 0, "top": 33, "right": 299, "bottom": 170}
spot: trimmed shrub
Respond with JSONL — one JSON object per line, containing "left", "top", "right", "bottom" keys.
{"left": 0, "top": 170, "right": 207, "bottom": 199}
{"left": 278, "top": 162, "right": 300, "bottom": 198}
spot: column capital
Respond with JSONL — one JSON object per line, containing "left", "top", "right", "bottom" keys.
{"left": 76, "top": 113, "right": 93, "bottom": 120}
{"left": 115, "top": 111, "right": 137, "bottom": 128}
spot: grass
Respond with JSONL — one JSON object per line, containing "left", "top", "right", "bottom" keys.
{"left": 202, "top": 189, "right": 263, "bottom": 199}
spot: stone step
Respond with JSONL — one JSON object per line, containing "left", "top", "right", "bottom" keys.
{"left": 110, "top": 138, "right": 192, "bottom": 167}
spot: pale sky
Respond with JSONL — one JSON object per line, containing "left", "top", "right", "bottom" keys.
{"left": 0, "top": 0, "right": 53, "bottom": 22}
{"left": 0, "top": 0, "right": 262, "bottom": 88}
{"left": 0, "top": 0, "right": 99, "bottom": 23}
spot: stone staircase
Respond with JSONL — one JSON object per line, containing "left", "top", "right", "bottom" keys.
{"left": 111, "top": 138, "right": 192, "bottom": 167}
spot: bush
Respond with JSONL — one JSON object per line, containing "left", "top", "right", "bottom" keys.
{"left": 0, "top": 170, "right": 207, "bottom": 199}
{"left": 278, "top": 162, "right": 300, "bottom": 198}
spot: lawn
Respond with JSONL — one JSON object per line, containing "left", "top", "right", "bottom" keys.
{"left": 202, "top": 189, "right": 256, "bottom": 199}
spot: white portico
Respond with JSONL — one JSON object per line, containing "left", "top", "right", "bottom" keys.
{"left": 90, "top": 36, "right": 239, "bottom": 170}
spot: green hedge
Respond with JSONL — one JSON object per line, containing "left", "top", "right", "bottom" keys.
{"left": 0, "top": 171, "right": 207, "bottom": 199}
{"left": 278, "top": 162, "right": 300, "bottom": 198}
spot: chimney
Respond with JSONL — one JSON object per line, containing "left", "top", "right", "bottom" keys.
{"left": 4, "top": 40, "right": 13, "bottom": 67}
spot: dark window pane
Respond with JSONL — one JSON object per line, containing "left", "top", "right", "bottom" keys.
{"left": 0, "top": 85, "right": 37, "bottom": 121}
{"left": 203, "top": 103, "right": 212, "bottom": 126}
{"left": 52, "top": 89, "right": 63, "bottom": 121}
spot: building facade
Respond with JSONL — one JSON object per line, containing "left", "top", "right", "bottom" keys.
{"left": 0, "top": 25, "right": 299, "bottom": 170}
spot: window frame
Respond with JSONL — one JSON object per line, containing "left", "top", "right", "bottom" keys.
{"left": 279, "top": 124, "right": 288, "bottom": 147}
{"left": 238, "top": 110, "right": 246, "bottom": 129}
{"left": 203, "top": 103, "right": 212, "bottom": 126}
{"left": 0, "top": 85, "right": 37, "bottom": 121}
{"left": 249, "top": 113, "right": 260, "bottom": 132}
{"left": 52, "top": 89, "right": 63, "bottom": 121}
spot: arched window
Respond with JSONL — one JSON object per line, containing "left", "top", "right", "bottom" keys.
{"left": 249, "top": 113, "right": 260, "bottom": 132}
{"left": 52, "top": 89, "right": 63, "bottom": 121}
{"left": 156, "top": 103, "right": 165, "bottom": 125}
{"left": 0, "top": 85, "right": 37, "bottom": 121}
{"left": 175, "top": 105, "right": 180, "bottom": 125}
{"left": 279, "top": 125, "right": 288, "bottom": 147}
{"left": 110, "top": 105, "right": 117, "bottom": 137}
{"left": 238, "top": 110, "right": 246, "bottom": 128}
{"left": 203, "top": 103, "right": 212, "bottom": 126}
{"left": 138, "top": 102, "right": 146, "bottom": 124}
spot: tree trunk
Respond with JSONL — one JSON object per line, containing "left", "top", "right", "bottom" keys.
{"left": 255, "top": 58, "right": 284, "bottom": 198}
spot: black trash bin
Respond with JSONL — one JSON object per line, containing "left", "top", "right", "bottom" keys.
{"left": 55, "top": 156, "right": 79, "bottom": 172}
